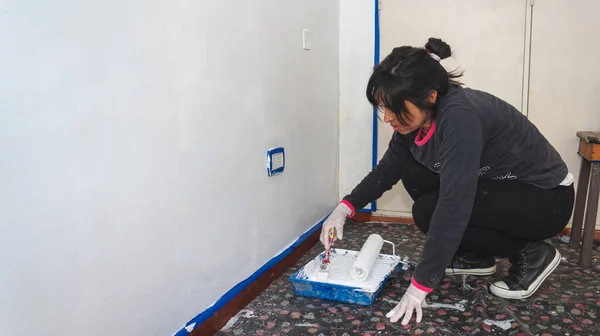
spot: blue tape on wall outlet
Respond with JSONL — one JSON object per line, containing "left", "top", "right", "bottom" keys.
{"left": 267, "top": 147, "right": 285, "bottom": 176}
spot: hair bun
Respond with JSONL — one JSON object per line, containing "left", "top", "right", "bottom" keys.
{"left": 424, "top": 38, "right": 452, "bottom": 60}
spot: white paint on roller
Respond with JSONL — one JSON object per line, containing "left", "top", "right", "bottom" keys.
{"left": 298, "top": 249, "right": 400, "bottom": 292}
{"left": 350, "top": 234, "right": 384, "bottom": 282}
{"left": 483, "top": 319, "right": 515, "bottom": 330}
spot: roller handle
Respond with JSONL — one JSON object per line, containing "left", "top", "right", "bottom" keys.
{"left": 323, "top": 228, "right": 335, "bottom": 263}
{"left": 382, "top": 240, "right": 396, "bottom": 256}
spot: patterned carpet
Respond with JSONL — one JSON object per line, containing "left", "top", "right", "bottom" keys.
{"left": 216, "top": 222, "right": 600, "bottom": 335}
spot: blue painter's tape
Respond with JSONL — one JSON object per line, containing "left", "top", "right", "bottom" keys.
{"left": 369, "top": 0, "right": 381, "bottom": 213}
{"left": 374, "top": 0, "right": 380, "bottom": 67}
{"left": 173, "top": 215, "right": 328, "bottom": 335}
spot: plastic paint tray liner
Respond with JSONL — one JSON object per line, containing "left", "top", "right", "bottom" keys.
{"left": 289, "top": 249, "right": 402, "bottom": 305}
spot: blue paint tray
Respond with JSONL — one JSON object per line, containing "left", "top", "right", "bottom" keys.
{"left": 289, "top": 244, "right": 406, "bottom": 306}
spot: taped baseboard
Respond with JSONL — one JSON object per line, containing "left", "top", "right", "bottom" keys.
{"left": 173, "top": 216, "right": 327, "bottom": 336}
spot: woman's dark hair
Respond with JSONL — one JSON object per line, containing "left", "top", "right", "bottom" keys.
{"left": 366, "top": 37, "right": 463, "bottom": 125}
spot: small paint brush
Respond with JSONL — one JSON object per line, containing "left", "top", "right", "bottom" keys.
{"left": 317, "top": 228, "right": 335, "bottom": 282}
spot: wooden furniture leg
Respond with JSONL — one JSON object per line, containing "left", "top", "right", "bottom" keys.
{"left": 571, "top": 158, "right": 591, "bottom": 247}
{"left": 580, "top": 163, "right": 600, "bottom": 267}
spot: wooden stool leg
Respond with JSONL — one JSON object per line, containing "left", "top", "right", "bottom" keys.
{"left": 580, "top": 162, "right": 600, "bottom": 267}
{"left": 571, "top": 159, "right": 591, "bottom": 247}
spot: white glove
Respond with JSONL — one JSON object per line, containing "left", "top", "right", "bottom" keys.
{"left": 386, "top": 283, "right": 429, "bottom": 325}
{"left": 319, "top": 202, "right": 353, "bottom": 249}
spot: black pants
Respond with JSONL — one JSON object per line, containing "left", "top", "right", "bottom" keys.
{"left": 403, "top": 160, "right": 575, "bottom": 258}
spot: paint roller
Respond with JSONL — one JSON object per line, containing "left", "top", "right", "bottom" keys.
{"left": 349, "top": 233, "right": 384, "bottom": 282}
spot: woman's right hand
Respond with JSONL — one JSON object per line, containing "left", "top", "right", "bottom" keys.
{"left": 320, "top": 202, "right": 353, "bottom": 250}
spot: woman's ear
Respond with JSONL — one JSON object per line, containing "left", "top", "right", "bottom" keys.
{"left": 428, "top": 90, "right": 438, "bottom": 104}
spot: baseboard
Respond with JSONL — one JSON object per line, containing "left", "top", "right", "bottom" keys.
{"left": 351, "top": 212, "right": 414, "bottom": 224}
{"left": 560, "top": 227, "right": 600, "bottom": 241}
{"left": 179, "top": 222, "right": 322, "bottom": 336}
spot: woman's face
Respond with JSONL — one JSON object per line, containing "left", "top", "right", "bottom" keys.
{"left": 379, "top": 101, "right": 429, "bottom": 135}
{"left": 379, "top": 91, "right": 437, "bottom": 135}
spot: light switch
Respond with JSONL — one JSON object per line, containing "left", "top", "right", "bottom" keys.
{"left": 302, "top": 29, "right": 311, "bottom": 50}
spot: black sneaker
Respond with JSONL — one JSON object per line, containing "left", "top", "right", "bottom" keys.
{"left": 445, "top": 251, "right": 497, "bottom": 276}
{"left": 490, "top": 241, "right": 561, "bottom": 299}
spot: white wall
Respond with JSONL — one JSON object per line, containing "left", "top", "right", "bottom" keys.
{"left": 0, "top": 0, "right": 339, "bottom": 335}
{"left": 527, "top": 0, "right": 600, "bottom": 227}
{"left": 338, "top": 0, "right": 375, "bottom": 202}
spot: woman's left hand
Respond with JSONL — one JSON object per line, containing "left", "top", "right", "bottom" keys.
{"left": 386, "top": 283, "right": 428, "bottom": 325}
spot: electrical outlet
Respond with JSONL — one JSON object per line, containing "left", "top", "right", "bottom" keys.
{"left": 302, "top": 29, "right": 311, "bottom": 50}
{"left": 267, "top": 147, "right": 285, "bottom": 176}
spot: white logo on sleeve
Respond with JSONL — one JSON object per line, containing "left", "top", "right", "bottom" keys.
{"left": 493, "top": 172, "right": 517, "bottom": 180}
{"left": 478, "top": 166, "right": 490, "bottom": 176}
